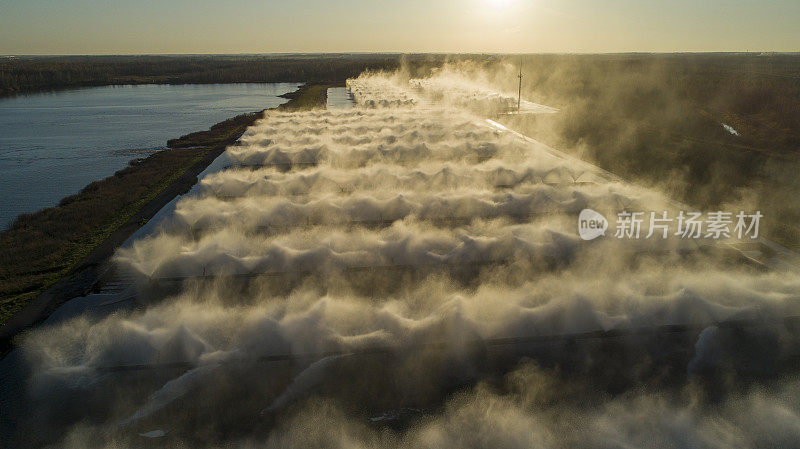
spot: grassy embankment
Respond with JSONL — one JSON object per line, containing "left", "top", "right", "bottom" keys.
{"left": 0, "top": 83, "right": 327, "bottom": 324}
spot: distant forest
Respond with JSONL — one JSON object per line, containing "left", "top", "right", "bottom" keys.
{"left": 0, "top": 54, "right": 436, "bottom": 97}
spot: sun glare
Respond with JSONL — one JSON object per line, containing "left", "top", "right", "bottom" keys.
{"left": 486, "top": 0, "right": 515, "bottom": 11}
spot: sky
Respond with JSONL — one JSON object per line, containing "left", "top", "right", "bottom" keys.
{"left": 0, "top": 0, "right": 798, "bottom": 55}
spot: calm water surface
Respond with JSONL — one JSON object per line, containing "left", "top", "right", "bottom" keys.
{"left": 0, "top": 83, "right": 300, "bottom": 227}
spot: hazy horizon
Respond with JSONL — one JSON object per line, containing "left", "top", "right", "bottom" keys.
{"left": 3, "top": 2, "right": 800, "bottom": 446}
{"left": 1, "top": 0, "right": 798, "bottom": 55}
{"left": 4, "top": 51, "right": 800, "bottom": 57}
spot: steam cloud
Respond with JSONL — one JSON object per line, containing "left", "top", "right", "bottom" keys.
{"left": 9, "top": 65, "right": 800, "bottom": 448}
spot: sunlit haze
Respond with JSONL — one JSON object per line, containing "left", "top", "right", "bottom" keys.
{"left": 2, "top": 0, "right": 800, "bottom": 446}
{"left": 0, "top": 0, "right": 797, "bottom": 54}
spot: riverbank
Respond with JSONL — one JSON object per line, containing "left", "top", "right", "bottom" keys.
{"left": 0, "top": 83, "right": 329, "bottom": 353}
{"left": 0, "top": 54, "right": 401, "bottom": 98}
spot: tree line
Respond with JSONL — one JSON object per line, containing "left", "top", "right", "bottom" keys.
{"left": 0, "top": 54, "right": 412, "bottom": 96}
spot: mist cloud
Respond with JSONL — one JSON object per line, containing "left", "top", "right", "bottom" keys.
{"left": 10, "top": 64, "right": 800, "bottom": 448}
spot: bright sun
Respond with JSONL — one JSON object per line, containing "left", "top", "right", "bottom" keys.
{"left": 486, "top": 0, "right": 515, "bottom": 9}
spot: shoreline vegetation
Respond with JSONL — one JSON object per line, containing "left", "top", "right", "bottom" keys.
{"left": 166, "top": 83, "right": 336, "bottom": 149}
{"left": 0, "top": 82, "right": 330, "bottom": 347}
{"left": 0, "top": 54, "right": 405, "bottom": 98}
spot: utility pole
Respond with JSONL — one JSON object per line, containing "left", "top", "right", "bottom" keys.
{"left": 517, "top": 67, "right": 523, "bottom": 113}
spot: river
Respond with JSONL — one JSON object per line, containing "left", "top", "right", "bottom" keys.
{"left": 0, "top": 82, "right": 300, "bottom": 227}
